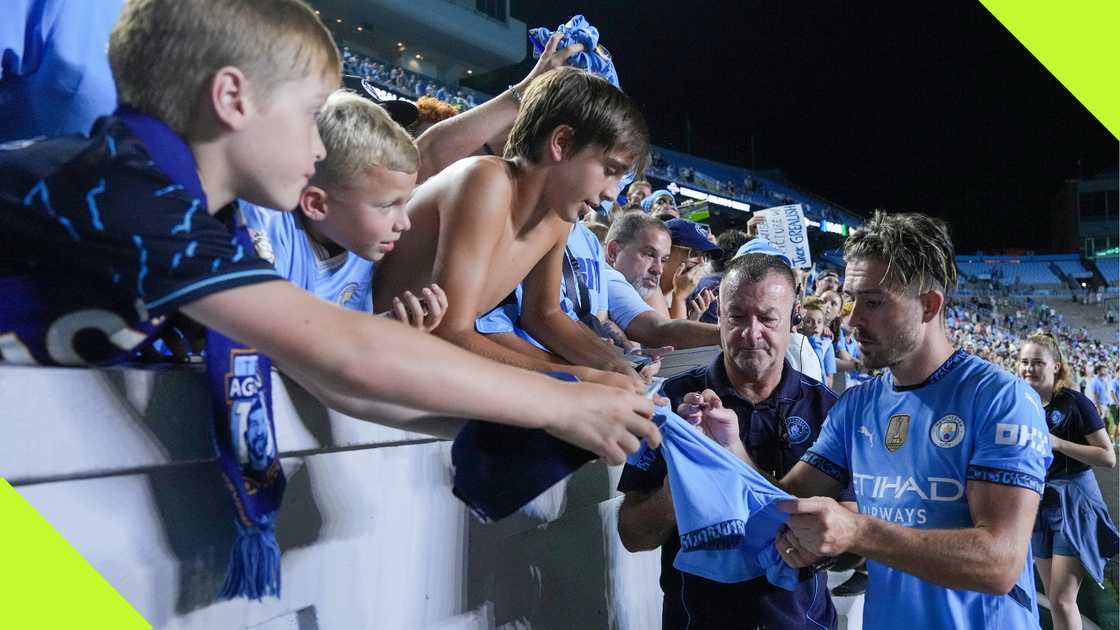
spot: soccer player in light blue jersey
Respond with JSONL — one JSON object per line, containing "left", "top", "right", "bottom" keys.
{"left": 740, "top": 212, "right": 1052, "bottom": 629}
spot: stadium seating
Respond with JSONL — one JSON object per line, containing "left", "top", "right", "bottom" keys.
{"left": 1097, "top": 256, "right": 1120, "bottom": 284}
{"left": 1054, "top": 259, "right": 1093, "bottom": 279}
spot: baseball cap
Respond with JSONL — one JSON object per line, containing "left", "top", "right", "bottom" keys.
{"left": 733, "top": 238, "right": 793, "bottom": 268}
{"left": 665, "top": 218, "right": 721, "bottom": 255}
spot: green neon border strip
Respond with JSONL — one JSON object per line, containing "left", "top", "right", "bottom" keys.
{"left": 980, "top": 0, "right": 1120, "bottom": 139}
{"left": 0, "top": 479, "right": 150, "bottom": 629}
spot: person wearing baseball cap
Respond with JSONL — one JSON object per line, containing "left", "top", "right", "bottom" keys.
{"left": 814, "top": 269, "right": 841, "bottom": 295}
{"left": 660, "top": 219, "right": 721, "bottom": 319}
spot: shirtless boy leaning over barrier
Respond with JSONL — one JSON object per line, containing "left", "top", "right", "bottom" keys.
{"left": 374, "top": 67, "right": 651, "bottom": 392}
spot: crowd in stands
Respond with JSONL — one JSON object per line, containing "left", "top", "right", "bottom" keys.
{"left": 338, "top": 44, "right": 857, "bottom": 228}
{"left": 947, "top": 297, "right": 1119, "bottom": 397}
{"left": 340, "top": 45, "right": 482, "bottom": 111}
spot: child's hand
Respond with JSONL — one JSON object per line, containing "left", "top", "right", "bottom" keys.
{"left": 389, "top": 284, "right": 448, "bottom": 333}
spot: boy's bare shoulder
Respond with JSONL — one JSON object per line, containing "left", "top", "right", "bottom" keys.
{"left": 423, "top": 155, "right": 515, "bottom": 204}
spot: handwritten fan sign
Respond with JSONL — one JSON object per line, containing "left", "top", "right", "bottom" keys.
{"left": 754, "top": 204, "right": 813, "bottom": 269}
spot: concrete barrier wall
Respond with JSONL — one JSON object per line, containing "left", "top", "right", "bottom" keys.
{"left": 1, "top": 364, "right": 664, "bottom": 629}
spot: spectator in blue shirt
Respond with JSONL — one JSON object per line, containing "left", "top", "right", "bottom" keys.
{"left": 1088, "top": 364, "right": 1111, "bottom": 418}
{"left": 798, "top": 296, "right": 836, "bottom": 388}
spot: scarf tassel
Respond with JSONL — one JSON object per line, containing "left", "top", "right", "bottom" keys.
{"left": 219, "top": 514, "right": 281, "bottom": 600}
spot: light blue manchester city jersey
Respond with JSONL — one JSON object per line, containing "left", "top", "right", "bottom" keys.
{"left": 804, "top": 350, "right": 1051, "bottom": 630}
{"left": 240, "top": 202, "right": 374, "bottom": 312}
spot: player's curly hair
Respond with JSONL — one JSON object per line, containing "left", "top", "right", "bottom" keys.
{"left": 843, "top": 211, "right": 958, "bottom": 307}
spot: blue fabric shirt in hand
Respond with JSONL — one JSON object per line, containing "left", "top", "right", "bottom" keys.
{"left": 803, "top": 349, "right": 1052, "bottom": 630}
{"left": 240, "top": 202, "right": 374, "bottom": 312}
{"left": 0, "top": 110, "right": 280, "bottom": 366}
{"left": 618, "top": 355, "right": 849, "bottom": 630}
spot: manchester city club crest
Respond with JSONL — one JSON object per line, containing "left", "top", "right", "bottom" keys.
{"left": 1047, "top": 409, "right": 1064, "bottom": 429}
{"left": 785, "top": 416, "right": 812, "bottom": 445}
{"left": 930, "top": 414, "right": 966, "bottom": 448}
{"left": 885, "top": 414, "right": 910, "bottom": 452}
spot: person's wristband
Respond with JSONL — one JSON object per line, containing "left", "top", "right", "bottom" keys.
{"left": 507, "top": 84, "right": 525, "bottom": 105}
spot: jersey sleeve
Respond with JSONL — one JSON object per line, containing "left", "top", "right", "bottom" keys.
{"left": 8, "top": 164, "right": 280, "bottom": 318}
{"left": 801, "top": 393, "right": 852, "bottom": 485}
{"left": 1070, "top": 390, "right": 1107, "bottom": 436}
{"left": 965, "top": 377, "right": 1051, "bottom": 495}
{"left": 617, "top": 446, "right": 668, "bottom": 493}
{"left": 605, "top": 267, "right": 654, "bottom": 330}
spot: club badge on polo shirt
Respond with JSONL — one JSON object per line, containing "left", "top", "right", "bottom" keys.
{"left": 784, "top": 416, "right": 812, "bottom": 445}
{"left": 930, "top": 415, "right": 966, "bottom": 449}
{"left": 885, "top": 414, "right": 910, "bottom": 453}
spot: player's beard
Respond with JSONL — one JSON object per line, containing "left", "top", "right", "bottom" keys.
{"left": 857, "top": 322, "right": 922, "bottom": 371}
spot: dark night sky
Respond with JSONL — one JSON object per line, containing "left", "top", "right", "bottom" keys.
{"left": 476, "top": 1, "right": 1117, "bottom": 253}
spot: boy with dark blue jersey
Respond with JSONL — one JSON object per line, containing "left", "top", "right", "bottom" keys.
{"left": 0, "top": 0, "right": 658, "bottom": 464}
{"left": 754, "top": 212, "right": 1051, "bottom": 630}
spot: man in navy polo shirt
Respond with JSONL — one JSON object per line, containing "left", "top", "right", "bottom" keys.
{"left": 617, "top": 251, "right": 851, "bottom": 630}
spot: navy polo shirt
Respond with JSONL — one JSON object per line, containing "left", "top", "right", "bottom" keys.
{"left": 618, "top": 354, "right": 849, "bottom": 630}
{"left": 0, "top": 109, "right": 279, "bottom": 366}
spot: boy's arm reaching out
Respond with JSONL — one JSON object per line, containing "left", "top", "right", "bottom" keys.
{"left": 520, "top": 233, "right": 643, "bottom": 387}
{"left": 424, "top": 161, "right": 629, "bottom": 389}
{"left": 182, "top": 279, "right": 660, "bottom": 464}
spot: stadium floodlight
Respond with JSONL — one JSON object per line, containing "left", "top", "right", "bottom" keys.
{"left": 674, "top": 185, "right": 750, "bottom": 212}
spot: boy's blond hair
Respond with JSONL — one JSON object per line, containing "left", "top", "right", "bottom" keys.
{"left": 311, "top": 91, "right": 420, "bottom": 190}
{"left": 109, "top": 0, "right": 341, "bottom": 134}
